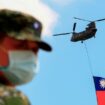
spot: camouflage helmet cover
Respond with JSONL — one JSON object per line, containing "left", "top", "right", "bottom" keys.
{"left": 0, "top": 9, "right": 52, "bottom": 51}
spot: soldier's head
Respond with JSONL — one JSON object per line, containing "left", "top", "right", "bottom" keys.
{"left": 0, "top": 9, "right": 52, "bottom": 86}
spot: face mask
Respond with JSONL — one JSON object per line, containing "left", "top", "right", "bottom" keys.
{"left": 0, "top": 51, "right": 38, "bottom": 85}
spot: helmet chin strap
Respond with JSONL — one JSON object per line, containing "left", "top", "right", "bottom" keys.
{"left": 0, "top": 71, "right": 14, "bottom": 86}
{"left": 0, "top": 45, "right": 9, "bottom": 67}
{"left": 0, "top": 45, "right": 8, "bottom": 54}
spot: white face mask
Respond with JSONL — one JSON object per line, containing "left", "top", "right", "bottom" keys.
{"left": 0, "top": 51, "right": 38, "bottom": 85}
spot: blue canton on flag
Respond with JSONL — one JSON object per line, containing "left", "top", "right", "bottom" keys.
{"left": 94, "top": 76, "right": 105, "bottom": 90}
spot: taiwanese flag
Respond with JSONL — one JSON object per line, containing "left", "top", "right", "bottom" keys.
{"left": 93, "top": 76, "right": 105, "bottom": 105}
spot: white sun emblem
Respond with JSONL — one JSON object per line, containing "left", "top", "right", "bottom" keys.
{"left": 99, "top": 79, "right": 105, "bottom": 89}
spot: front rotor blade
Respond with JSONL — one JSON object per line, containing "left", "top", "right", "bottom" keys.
{"left": 95, "top": 18, "right": 105, "bottom": 22}
{"left": 73, "top": 23, "right": 76, "bottom": 32}
{"left": 53, "top": 32, "right": 72, "bottom": 36}
{"left": 74, "top": 17, "right": 91, "bottom": 22}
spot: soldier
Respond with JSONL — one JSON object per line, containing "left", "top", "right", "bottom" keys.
{"left": 0, "top": 9, "right": 52, "bottom": 105}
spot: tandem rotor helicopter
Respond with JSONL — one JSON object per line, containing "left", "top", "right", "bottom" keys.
{"left": 53, "top": 17, "right": 105, "bottom": 43}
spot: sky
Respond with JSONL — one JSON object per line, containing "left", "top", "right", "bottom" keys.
{"left": 1, "top": 0, "right": 105, "bottom": 105}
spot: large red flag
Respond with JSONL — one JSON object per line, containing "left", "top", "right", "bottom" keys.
{"left": 93, "top": 76, "right": 105, "bottom": 105}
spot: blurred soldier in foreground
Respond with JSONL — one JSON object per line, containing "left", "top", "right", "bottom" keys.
{"left": 0, "top": 9, "right": 52, "bottom": 105}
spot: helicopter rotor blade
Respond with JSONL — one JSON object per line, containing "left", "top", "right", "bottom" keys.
{"left": 53, "top": 32, "right": 72, "bottom": 36}
{"left": 95, "top": 18, "right": 105, "bottom": 22}
{"left": 74, "top": 17, "right": 92, "bottom": 22}
{"left": 73, "top": 22, "right": 76, "bottom": 32}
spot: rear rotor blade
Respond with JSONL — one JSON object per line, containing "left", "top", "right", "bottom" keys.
{"left": 73, "top": 23, "right": 76, "bottom": 32}
{"left": 53, "top": 32, "right": 72, "bottom": 36}
{"left": 95, "top": 18, "right": 105, "bottom": 22}
{"left": 74, "top": 17, "right": 91, "bottom": 22}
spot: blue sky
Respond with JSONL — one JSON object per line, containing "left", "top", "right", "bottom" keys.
{"left": 17, "top": 1, "right": 105, "bottom": 105}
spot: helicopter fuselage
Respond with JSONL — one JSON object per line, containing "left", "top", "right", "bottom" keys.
{"left": 71, "top": 26, "right": 97, "bottom": 42}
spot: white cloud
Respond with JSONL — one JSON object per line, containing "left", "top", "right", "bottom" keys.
{"left": 0, "top": 0, "right": 58, "bottom": 36}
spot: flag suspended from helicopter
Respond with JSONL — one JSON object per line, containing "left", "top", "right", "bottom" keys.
{"left": 93, "top": 76, "right": 105, "bottom": 105}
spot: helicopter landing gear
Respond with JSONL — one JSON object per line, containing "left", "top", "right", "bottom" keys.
{"left": 81, "top": 40, "right": 83, "bottom": 43}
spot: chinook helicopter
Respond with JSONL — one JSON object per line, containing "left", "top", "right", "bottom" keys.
{"left": 53, "top": 17, "right": 105, "bottom": 43}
